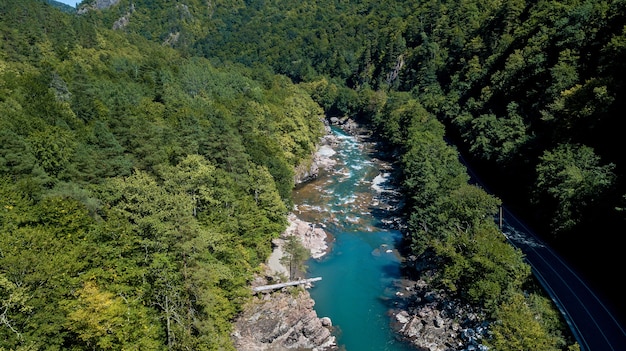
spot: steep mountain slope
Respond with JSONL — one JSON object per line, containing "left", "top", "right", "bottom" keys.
{"left": 1, "top": 0, "right": 324, "bottom": 349}
{"left": 2, "top": 0, "right": 622, "bottom": 349}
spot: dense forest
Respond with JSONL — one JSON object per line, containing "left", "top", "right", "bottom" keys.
{"left": 167, "top": 0, "right": 624, "bottom": 320}
{"left": 1, "top": 0, "right": 324, "bottom": 349}
{"left": 101, "top": 0, "right": 626, "bottom": 258}
{"left": 1, "top": 0, "right": 623, "bottom": 350}
{"left": 203, "top": 0, "right": 625, "bottom": 249}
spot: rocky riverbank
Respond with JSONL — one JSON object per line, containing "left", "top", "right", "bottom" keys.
{"left": 294, "top": 123, "right": 338, "bottom": 185}
{"left": 231, "top": 126, "right": 339, "bottom": 351}
{"left": 230, "top": 211, "right": 338, "bottom": 351}
{"left": 231, "top": 284, "right": 337, "bottom": 351}
{"left": 389, "top": 258, "right": 490, "bottom": 351}
{"left": 326, "top": 117, "right": 492, "bottom": 351}
{"left": 233, "top": 117, "right": 490, "bottom": 351}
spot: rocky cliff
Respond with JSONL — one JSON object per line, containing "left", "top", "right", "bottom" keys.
{"left": 389, "top": 258, "right": 490, "bottom": 351}
{"left": 77, "top": 0, "right": 120, "bottom": 13}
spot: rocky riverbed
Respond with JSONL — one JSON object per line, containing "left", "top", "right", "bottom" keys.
{"left": 233, "top": 118, "right": 490, "bottom": 351}
{"left": 327, "top": 118, "right": 491, "bottom": 351}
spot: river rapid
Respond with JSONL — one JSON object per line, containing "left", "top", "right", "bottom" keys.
{"left": 292, "top": 126, "right": 416, "bottom": 351}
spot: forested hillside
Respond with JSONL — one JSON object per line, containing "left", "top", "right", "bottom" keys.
{"left": 1, "top": 0, "right": 622, "bottom": 349}
{"left": 1, "top": 1, "right": 323, "bottom": 349}
{"left": 123, "top": 0, "right": 624, "bottom": 319}
{"left": 100, "top": 0, "right": 625, "bottom": 341}
{"left": 99, "top": 0, "right": 626, "bottom": 259}
{"left": 200, "top": 0, "right": 626, "bottom": 246}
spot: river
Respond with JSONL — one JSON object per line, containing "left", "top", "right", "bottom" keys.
{"left": 292, "top": 126, "right": 416, "bottom": 351}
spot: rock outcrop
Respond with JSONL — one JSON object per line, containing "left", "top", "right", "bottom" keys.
{"left": 232, "top": 286, "right": 337, "bottom": 351}
{"left": 283, "top": 213, "right": 330, "bottom": 259}
{"left": 390, "top": 272, "right": 490, "bottom": 351}
{"left": 112, "top": 13, "right": 131, "bottom": 30}
{"left": 294, "top": 126, "right": 338, "bottom": 185}
{"left": 328, "top": 116, "right": 361, "bottom": 135}
{"left": 77, "top": 0, "right": 120, "bottom": 14}
{"left": 232, "top": 207, "right": 336, "bottom": 350}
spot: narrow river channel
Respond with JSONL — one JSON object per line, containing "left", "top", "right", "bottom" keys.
{"left": 292, "top": 126, "right": 416, "bottom": 351}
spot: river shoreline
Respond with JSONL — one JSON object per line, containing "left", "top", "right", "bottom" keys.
{"left": 230, "top": 208, "right": 339, "bottom": 351}
{"left": 320, "top": 118, "right": 492, "bottom": 351}
{"left": 233, "top": 118, "right": 487, "bottom": 351}
{"left": 230, "top": 122, "right": 340, "bottom": 351}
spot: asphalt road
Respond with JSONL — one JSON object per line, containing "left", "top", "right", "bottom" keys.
{"left": 454, "top": 150, "right": 626, "bottom": 350}
{"left": 500, "top": 206, "right": 626, "bottom": 351}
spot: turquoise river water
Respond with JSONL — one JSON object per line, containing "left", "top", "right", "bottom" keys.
{"left": 292, "top": 127, "right": 416, "bottom": 351}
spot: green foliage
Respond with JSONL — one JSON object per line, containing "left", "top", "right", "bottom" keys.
{"left": 487, "top": 293, "right": 562, "bottom": 351}
{"left": 280, "top": 235, "right": 310, "bottom": 280}
{"left": 0, "top": 2, "right": 325, "bottom": 349}
{"left": 63, "top": 281, "right": 164, "bottom": 350}
{"left": 1, "top": 0, "right": 608, "bottom": 349}
{"left": 27, "top": 126, "right": 77, "bottom": 178}
{"left": 465, "top": 103, "right": 531, "bottom": 165}
{"left": 360, "top": 68, "right": 572, "bottom": 350}
{"left": 443, "top": 184, "right": 502, "bottom": 232}
{"left": 534, "top": 143, "right": 616, "bottom": 235}
{"left": 0, "top": 131, "right": 40, "bottom": 178}
{"left": 0, "top": 194, "right": 92, "bottom": 348}
{"left": 96, "top": 0, "right": 626, "bottom": 249}
{"left": 0, "top": 273, "right": 32, "bottom": 342}
{"left": 433, "top": 223, "right": 530, "bottom": 309}
{"left": 392, "top": 99, "right": 470, "bottom": 251}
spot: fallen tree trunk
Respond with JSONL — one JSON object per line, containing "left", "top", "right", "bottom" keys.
{"left": 252, "top": 277, "right": 322, "bottom": 293}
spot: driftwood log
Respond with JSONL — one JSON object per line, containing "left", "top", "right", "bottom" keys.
{"left": 252, "top": 277, "right": 322, "bottom": 293}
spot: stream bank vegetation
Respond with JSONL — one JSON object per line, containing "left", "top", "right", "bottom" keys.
{"left": 2, "top": 0, "right": 623, "bottom": 349}
{"left": 370, "top": 95, "right": 580, "bottom": 350}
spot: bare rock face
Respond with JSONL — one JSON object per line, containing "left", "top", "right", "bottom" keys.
{"left": 232, "top": 213, "right": 336, "bottom": 351}
{"left": 283, "top": 213, "right": 330, "bottom": 259}
{"left": 391, "top": 279, "right": 489, "bottom": 351}
{"left": 294, "top": 125, "right": 337, "bottom": 185}
{"left": 112, "top": 13, "right": 131, "bottom": 30}
{"left": 77, "top": 0, "right": 120, "bottom": 14}
{"left": 232, "top": 289, "right": 337, "bottom": 351}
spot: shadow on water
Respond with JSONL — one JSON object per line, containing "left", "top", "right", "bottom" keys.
{"left": 377, "top": 262, "right": 405, "bottom": 281}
